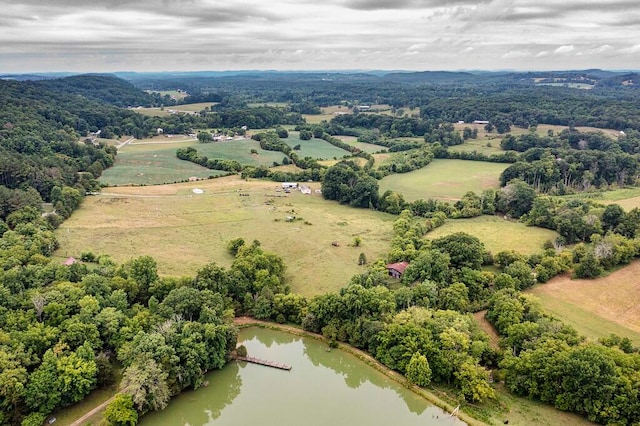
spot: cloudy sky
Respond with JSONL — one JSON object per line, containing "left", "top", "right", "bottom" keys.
{"left": 1, "top": 0, "right": 639, "bottom": 73}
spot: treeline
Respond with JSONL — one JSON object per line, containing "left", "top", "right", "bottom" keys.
{"left": 0, "top": 232, "right": 291, "bottom": 425}
{"left": 500, "top": 148, "right": 639, "bottom": 192}
{"left": 488, "top": 289, "right": 640, "bottom": 425}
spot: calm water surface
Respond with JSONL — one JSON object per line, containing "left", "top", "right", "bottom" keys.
{"left": 141, "top": 328, "right": 465, "bottom": 426}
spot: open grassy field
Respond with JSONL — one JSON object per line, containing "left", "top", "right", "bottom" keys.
{"left": 55, "top": 176, "right": 396, "bottom": 297}
{"left": 146, "top": 90, "right": 189, "bottom": 101}
{"left": 336, "top": 135, "right": 385, "bottom": 153}
{"left": 135, "top": 102, "right": 217, "bottom": 117}
{"left": 99, "top": 139, "right": 222, "bottom": 186}
{"left": 528, "top": 262, "right": 640, "bottom": 345}
{"left": 448, "top": 138, "right": 506, "bottom": 155}
{"left": 285, "top": 132, "right": 352, "bottom": 159}
{"left": 425, "top": 216, "right": 558, "bottom": 255}
{"left": 378, "top": 159, "right": 509, "bottom": 201}
{"left": 452, "top": 123, "right": 620, "bottom": 140}
{"left": 195, "top": 139, "right": 285, "bottom": 166}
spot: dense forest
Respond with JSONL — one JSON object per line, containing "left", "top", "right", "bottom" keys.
{"left": 2, "top": 72, "right": 640, "bottom": 425}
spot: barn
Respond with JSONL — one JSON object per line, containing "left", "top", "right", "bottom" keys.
{"left": 386, "top": 261, "right": 409, "bottom": 279}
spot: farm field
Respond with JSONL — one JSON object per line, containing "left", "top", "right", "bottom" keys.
{"left": 99, "top": 139, "right": 222, "bottom": 186}
{"left": 336, "top": 135, "right": 385, "bottom": 153}
{"left": 285, "top": 132, "right": 352, "bottom": 159}
{"left": 550, "top": 187, "right": 640, "bottom": 210}
{"left": 425, "top": 215, "right": 559, "bottom": 255}
{"left": 135, "top": 102, "right": 217, "bottom": 117}
{"left": 195, "top": 139, "right": 285, "bottom": 166}
{"left": 55, "top": 176, "right": 396, "bottom": 297}
{"left": 528, "top": 262, "right": 640, "bottom": 345}
{"left": 378, "top": 159, "right": 509, "bottom": 201}
{"left": 448, "top": 138, "right": 505, "bottom": 155}
{"left": 452, "top": 123, "right": 621, "bottom": 141}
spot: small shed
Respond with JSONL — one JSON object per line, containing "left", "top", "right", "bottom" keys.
{"left": 386, "top": 261, "right": 409, "bottom": 279}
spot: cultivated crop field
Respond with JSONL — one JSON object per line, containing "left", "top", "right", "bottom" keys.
{"left": 378, "top": 159, "right": 509, "bottom": 201}
{"left": 285, "top": 132, "right": 352, "bottom": 159}
{"left": 426, "top": 215, "right": 558, "bottom": 255}
{"left": 528, "top": 263, "right": 640, "bottom": 345}
{"left": 99, "top": 139, "right": 221, "bottom": 186}
{"left": 55, "top": 176, "right": 396, "bottom": 297}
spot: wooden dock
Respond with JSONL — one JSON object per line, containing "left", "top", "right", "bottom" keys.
{"left": 235, "top": 356, "right": 292, "bottom": 371}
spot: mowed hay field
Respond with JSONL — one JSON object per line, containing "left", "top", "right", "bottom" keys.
{"left": 528, "top": 262, "right": 640, "bottom": 345}
{"left": 285, "top": 132, "right": 352, "bottom": 159}
{"left": 378, "top": 159, "right": 509, "bottom": 201}
{"left": 426, "top": 216, "right": 558, "bottom": 255}
{"left": 100, "top": 138, "right": 221, "bottom": 186}
{"left": 195, "top": 139, "right": 284, "bottom": 166}
{"left": 55, "top": 176, "right": 396, "bottom": 297}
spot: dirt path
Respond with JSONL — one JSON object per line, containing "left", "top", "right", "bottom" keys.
{"left": 68, "top": 393, "right": 119, "bottom": 426}
{"left": 115, "top": 137, "right": 135, "bottom": 150}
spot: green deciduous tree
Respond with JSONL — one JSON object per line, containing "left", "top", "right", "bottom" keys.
{"left": 406, "top": 353, "right": 432, "bottom": 387}
{"left": 105, "top": 393, "right": 138, "bottom": 426}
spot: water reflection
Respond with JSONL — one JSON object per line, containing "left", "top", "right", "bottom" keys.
{"left": 303, "top": 339, "right": 428, "bottom": 415}
{"left": 141, "top": 328, "right": 464, "bottom": 426}
{"left": 141, "top": 361, "right": 243, "bottom": 425}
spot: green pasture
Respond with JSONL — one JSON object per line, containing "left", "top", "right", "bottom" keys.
{"left": 196, "top": 139, "right": 285, "bottom": 166}
{"left": 147, "top": 90, "right": 189, "bottom": 101}
{"left": 285, "top": 132, "right": 353, "bottom": 159}
{"left": 550, "top": 187, "right": 640, "bottom": 211}
{"left": 378, "top": 159, "right": 509, "bottom": 201}
{"left": 99, "top": 140, "right": 223, "bottom": 186}
{"left": 448, "top": 139, "right": 505, "bottom": 155}
{"left": 425, "top": 215, "right": 558, "bottom": 255}
{"left": 56, "top": 177, "right": 396, "bottom": 297}
{"left": 336, "top": 135, "right": 386, "bottom": 153}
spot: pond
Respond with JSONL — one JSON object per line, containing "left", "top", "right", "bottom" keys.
{"left": 140, "top": 327, "right": 465, "bottom": 426}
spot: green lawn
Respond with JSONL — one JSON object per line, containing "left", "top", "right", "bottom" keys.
{"left": 285, "top": 132, "right": 353, "bottom": 159}
{"left": 378, "top": 159, "right": 509, "bottom": 201}
{"left": 425, "top": 215, "right": 558, "bottom": 255}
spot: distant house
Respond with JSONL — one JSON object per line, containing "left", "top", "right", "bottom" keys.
{"left": 472, "top": 120, "right": 489, "bottom": 125}
{"left": 299, "top": 185, "right": 311, "bottom": 195}
{"left": 282, "top": 182, "right": 298, "bottom": 189}
{"left": 157, "top": 128, "right": 164, "bottom": 134}
{"left": 386, "top": 261, "right": 409, "bottom": 279}
{"left": 63, "top": 257, "right": 78, "bottom": 266}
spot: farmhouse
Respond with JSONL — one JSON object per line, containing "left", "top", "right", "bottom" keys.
{"left": 386, "top": 261, "right": 409, "bottom": 279}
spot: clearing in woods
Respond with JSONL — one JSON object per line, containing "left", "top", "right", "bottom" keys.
{"left": 528, "top": 262, "right": 640, "bottom": 345}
